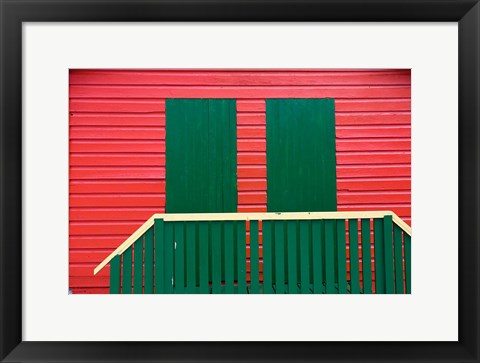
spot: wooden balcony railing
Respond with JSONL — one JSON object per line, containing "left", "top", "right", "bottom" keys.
{"left": 94, "top": 211, "right": 411, "bottom": 294}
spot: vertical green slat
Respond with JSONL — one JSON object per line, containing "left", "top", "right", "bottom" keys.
{"left": 312, "top": 220, "right": 323, "bottom": 294}
{"left": 211, "top": 222, "right": 222, "bottom": 293}
{"left": 225, "top": 221, "right": 235, "bottom": 294}
{"left": 110, "top": 255, "right": 121, "bottom": 294}
{"left": 373, "top": 218, "right": 385, "bottom": 293}
{"left": 299, "top": 220, "right": 310, "bottom": 294}
{"left": 154, "top": 219, "right": 165, "bottom": 294}
{"left": 263, "top": 220, "right": 274, "bottom": 294}
{"left": 174, "top": 222, "right": 185, "bottom": 294}
{"left": 249, "top": 221, "right": 260, "bottom": 294}
{"left": 336, "top": 220, "right": 347, "bottom": 294}
{"left": 133, "top": 236, "right": 143, "bottom": 294}
{"left": 287, "top": 221, "right": 298, "bottom": 294}
{"left": 405, "top": 234, "right": 411, "bottom": 294}
{"left": 122, "top": 247, "right": 132, "bottom": 294}
{"left": 348, "top": 219, "right": 360, "bottom": 294}
{"left": 324, "top": 220, "right": 336, "bottom": 294}
{"left": 144, "top": 227, "right": 154, "bottom": 294}
{"left": 237, "top": 221, "right": 247, "bottom": 294}
{"left": 361, "top": 219, "right": 372, "bottom": 294}
{"left": 383, "top": 216, "right": 395, "bottom": 294}
{"left": 199, "top": 222, "right": 209, "bottom": 294}
{"left": 394, "top": 226, "right": 404, "bottom": 294}
{"left": 186, "top": 222, "right": 196, "bottom": 293}
{"left": 274, "top": 221, "right": 285, "bottom": 294}
{"left": 164, "top": 223, "right": 174, "bottom": 293}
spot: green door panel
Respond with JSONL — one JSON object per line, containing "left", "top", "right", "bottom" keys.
{"left": 166, "top": 99, "right": 237, "bottom": 213}
{"left": 266, "top": 98, "right": 337, "bottom": 212}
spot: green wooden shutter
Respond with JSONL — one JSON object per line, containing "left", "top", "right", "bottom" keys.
{"left": 266, "top": 98, "right": 337, "bottom": 212}
{"left": 166, "top": 99, "right": 237, "bottom": 213}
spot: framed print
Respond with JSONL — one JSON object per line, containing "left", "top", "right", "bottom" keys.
{"left": 1, "top": 0, "right": 479, "bottom": 362}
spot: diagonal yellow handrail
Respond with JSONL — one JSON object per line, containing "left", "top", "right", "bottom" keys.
{"left": 93, "top": 210, "right": 411, "bottom": 275}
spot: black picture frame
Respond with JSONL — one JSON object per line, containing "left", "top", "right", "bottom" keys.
{"left": 1, "top": 1, "right": 479, "bottom": 362}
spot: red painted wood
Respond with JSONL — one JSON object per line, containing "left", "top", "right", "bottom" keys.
{"left": 69, "top": 69, "right": 411, "bottom": 293}
{"left": 70, "top": 70, "right": 411, "bottom": 86}
{"left": 70, "top": 84, "right": 411, "bottom": 99}
{"left": 70, "top": 114, "right": 165, "bottom": 126}
{"left": 70, "top": 181, "right": 165, "bottom": 194}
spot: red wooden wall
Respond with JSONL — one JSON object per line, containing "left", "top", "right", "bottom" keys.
{"left": 69, "top": 69, "right": 411, "bottom": 294}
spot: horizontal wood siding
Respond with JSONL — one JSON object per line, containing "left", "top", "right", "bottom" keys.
{"left": 69, "top": 69, "right": 411, "bottom": 293}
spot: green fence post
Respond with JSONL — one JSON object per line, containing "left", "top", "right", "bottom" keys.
{"left": 133, "top": 236, "right": 143, "bottom": 294}
{"left": 325, "top": 220, "right": 336, "bottom": 294}
{"left": 336, "top": 220, "right": 347, "bottom": 294}
{"left": 405, "top": 234, "right": 411, "bottom": 294}
{"left": 155, "top": 219, "right": 165, "bottom": 294}
{"left": 383, "top": 216, "right": 395, "bottom": 293}
{"left": 122, "top": 246, "right": 132, "bottom": 294}
{"left": 393, "top": 225, "right": 404, "bottom": 294}
{"left": 225, "top": 221, "right": 235, "bottom": 294}
{"left": 237, "top": 221, "right": 247, "bottom": 294}
{"left": 373, "top": 219, "right": 385, "bottom": 293}
{"left": 144, "top": 227, "right": 154, "bottom": 294}
{"left": 186, "top": 222, "right": 197, "bottom": 294}
{"left": 287, "top": 220, "right": 299, "bottom": 294}
{"left": 211, "top": 222, "right": 222, "bottom": 294}
{"left": 348, "top": 219, "right": 360, "bottom": 294}
{"left": 174, "top": 222, "right": 185, "bottom": 294}
{"left": 361, "top": 219, "right": 372, "bottom": 294}
{"left": 199, "top": 222, "right": 210, "bottom": 294}
{"left": 263, "top": 220, "right": 274, "bottom": 294}
{"left": 250, "top": 221, "right": 260, "bottom": 294}
{"left": 274, "top": 221, "right": 285, "bottom": 294}
{"left": 299, "top": 220, "right": 311, "bottom": 294}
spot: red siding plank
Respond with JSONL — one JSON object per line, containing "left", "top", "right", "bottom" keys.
{"left": 70, "top": 85, "right": 411, "bottom": 99}
{"left": 70, "top": 70, "right": 411, "bottom": 86}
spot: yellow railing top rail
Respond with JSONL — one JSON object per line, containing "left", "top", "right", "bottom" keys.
{"left": 93, "top": 211, "right": 411, "bottom": 275}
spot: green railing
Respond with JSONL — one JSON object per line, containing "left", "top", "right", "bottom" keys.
{"left": 94, "top": 212, "right": 411, "bottom": 294}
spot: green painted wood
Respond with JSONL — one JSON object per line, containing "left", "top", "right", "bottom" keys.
{"left": 110, "top": 255, "right": 121, "bottom": 294}
{"left": 154, "top": 219, "right": 165, "bottom": 294}
{"left": 336, "top": 220, "right": 347, "bottom": 294}
{"left": 274, "top": 221, "right": 285, "bottom": 294}
{"left": 224, "top": 221, "right": 235, "bottom": 294}
{"left": 383, "top": 216, "right": 395, "bottom": 294}
{"left": 266, "top": 98, "right": 337, "bottom": 213}
{"left": 166, "top": 99, "right": 237, "bottom": 214}
{"left": 174, "top": 222, "right": 185, "bottom": 294}
{"left": 144, "top": 227, "right": 154, "bottom": 294}
{"left": 361, "top": 219, "right": 372, "bottom": 294}
{"left": 186, "top": 222, "right": 196, "bottom": 293}
{"left": 237, "top": 221, "right": 247, "bottom": 294}
{"left": 405, "top": 234, "right": 411, "bottom": 294}
{"left": 211, "top": 222, "right": 222, "bottom": 294}
{"left": 324, "top": 220, "right": 336, "bottom": 294}
{"left": 122, "top": 246, "right": 133, "bottom": 294}
{"left": 393, "top": 225, "right": 404, "bottom": 294}
{"left": 133, "top": 236, "right": 143, "bottom": 294}
{"left": 198, "top": 222, "right": 209, "bottom": 294}
{"left": 249, "top": 221, "right": 260, "bottom": 294}
{"left": 263, "top": 220, "right": 274, "bottom": 294}
{"left": 287, "top": 221, "right": 298, "bottom": 294}
{"left": 299, "top": 220, "right": 310, "bottom": 294}
{"left": 312, "top": 220, "right": 324, "bottom": 294}
{"left": 164, "top": 223, "right": 174, "bottom": 294}
{"left": 373, "top": 218, "right": 385, "bottom": 294}
{"left": 348, "top": 219, "right": 360, "bottom": 294}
